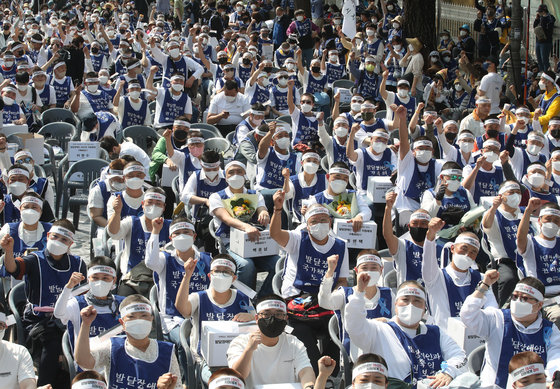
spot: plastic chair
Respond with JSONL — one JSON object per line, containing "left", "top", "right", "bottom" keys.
{"left": 8, "top": 283, "right": 26, "bottom": 346}
{"left": 149, "top": 285, "right": 164, "bottom": 341}
{"left": 42, "top": 143, "right": 57, "bottom": 185}
{"left": 172, "top": 175, "right": 181, "bottom": 205}
{"left": 277, "top": 115, "right": 292, "bottom": 124}
{"left": 375, "top": 110, "right": 387, "bottom": 119}
{"left": 38, "top": 122, "right": 77, "bottom": 158}
{"left": 60, "top": 158, "right": 109, "bottom": 228}
{"left": 62, "top": 331, "right": 77, "bottom": 382}
{"left": 320, "top": 155, "right": 329, "bottom": 173}
{"left": 272, "top": 272, "right": 283, "bottom": 296}
{"left": 33, "top": 164, "right": 46, "bottom": 178}
{"left": 122, "top": 126, "right": 161, "bottom": 151}
{"left": 225, "top": 131, "right": 236, "bottom": 145}
{"left": 467, "top": 344, "right": 486, "bottom": 375}
{"left": 332, "top": 79, "right": 354, "bottom": 91}
{"left": 41, "top": 108, "right": 77, "bottom": 125}
{"left": 383, "top": 269, "right": 397, "bottom": 291}
{"left": 328, "top": 315, "right": 352, "bottom": 388}
{"left": 179, "top": 319, "right": 198, "bottom": 389}
{"left": 191, "top": 123, "right": 223, "bottom": 139}
{"left": 204, "top": 138, "right": 231, "bottom": 154}
{"left": 208, "top": 219, "right": 227, "bottom": 254}
{"left": 275, "top": 255, "right": 286, "bottom": 274}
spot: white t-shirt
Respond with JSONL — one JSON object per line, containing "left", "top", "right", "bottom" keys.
{"left": 479, "top": 72, "right": 504, "bottom": 115}
{"left": 208, "top": 92, "right": 251, "bottom": 126}
{"left": 0, "top": 340, "right": 35, "bottom": 389}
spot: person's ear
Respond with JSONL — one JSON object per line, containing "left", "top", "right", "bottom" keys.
{"left": 119, "top": 318, "right": 124, "bottom": 327}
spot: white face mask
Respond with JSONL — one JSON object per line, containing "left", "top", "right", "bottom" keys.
{"left": 171, "top": 83, "right": 184, "bottom": 92}
{"left": 455, "top": 84, "right": 463, "bottom": 92}
{"left": 99, "top": 76, "right": 109, "bottom": 84}
{"left": 334, "top": 127, "right": 348, "bottom": 138}
{"left": 518, "top": 383, "right": 547, "bottom": 389}
{"left": 86, "top": 84, "right": 99, "bottom": 93}
{"left": 261, "top": 78, "right": 269, "bottom": 87}
{"left": 330, "top": 179, "right": 347, "bottom": 194}
{"left": 364, "top": 271, "right": 381, "bottom": 287}
{"left": 308, "top": 222, "right": 330, "bottom": 240}
{"left": 355, "top": 383, "right": 386, "bottom": 389}
{"left": 22, "top": 163, "right": 33, "bottom": 173}
{"left": 225, "top": 95, "right": 236, "bottom": 103}
{"left": 541, "top": 222, "right": 559, "bottom": 238}
{"left": 527, "top": 144, "right": 542, "bottom": 156}
{"left": 17, "top": 84, "right": 26, "bottom": 92}
{"left": 366, "top": 29, "right": 375, "bottom": 37}
{"left": 538, "top": 80, "right": 547, "bottom": 91}
{"left": 553, "top": 161, "right": 560, "bottom": 172}
{"left": 483, "top": 151, "right": 498, "bottom": 163}
{"left": 329, "top": 55, "right": 338, "bottom": 63}
{"left": 90, "top": 280, "right": 114, "bottom": 297}
{"left": 392, "top": 22, "right": 400, "bottom": 29}
{"left": 459, "top": 30, "right": 467, "bottom": 37}
{"left": 397, "top": 89, "right": 408, "bottom": 99}
{"left": 169, "top": 48, "right": 180, "bottom": 57}
{"left": 372, "top": 141, "right": 387, "bottom": 154}
{"left": 528, "top": 173, "right": 545, "bottom": 188}
{"left": 205, "top": 170, "right": 219, "bottom": 180}
{"left": 286, "top": 63, "right": 295, "bottom": 71}
{"left": 397, "top": 303, "right": 424, "bottom": 326}
{"left": 20, "top": 209, "right": 40, "bottom": 225}
{"left": 227, "top": 175, "right": 245, "bottom": 189}
{"left": 210, "top": 272, "right": 234, "bottom": 293}
{"left": 351, "top": 102, "right": 362, "bottom": 112}
{"left": 173, "top": 234, "right": 194, "bottom": 252}
{"left": 510, "top": 299, "right": 535, "bottom": 319}
{"left": 251, "top": 118, "right": 263, "bottom": 128}
{"left": 446, "top": 179, "right": 461, "bottom": 192}
{"left": 459, "top": 141, "right": 474, "bottom": 153}
{"left": 303, "top": 162, "right": 319, "bottom": 174}
{"left": 143, "top": 205, "right": 163, "bottom": 219}
{"left": 129, "top": 90, "right": 141, "bottom": 99}
{"left": 125, "top": 177, "right": 144, "bottom": 190}
{"left": 296, "top": 16, "right": 304, "bottom": 21}
{"left": 415, "top": 150, "right": 432, "bottom": 164}
{"left": 125, "top": 319, "right": 152, "bottom": 339}
{"left": 301, "top": 103, "right": 313, "bottom": 113}
{"left": 47, "top": 239, "right": 69, "bottom": 255}
{"left": 408, "top": 44, "right": 415, "bottom": 52}
{"left": 506, "top": 193, "right": 521, "bottom": 208}
{"left": 393, "top": 44, "right": 402, "bottom": 51}
{"left": 453, "top": 253, "right": 473, "bottom": 271}
{"left": 8, "top": 181, "right": 27, "bottom": 196}
{"left": 275, "top": 137, "right": 290, "bottom": 150}
{"left": 278, "top": 78, "right": 288, "bottom": 87}
{"left": 3, "top": 96, "right": 14, "bottom": 105}
{"left": 111, "top": 181, "right": 126, "bottom": 192}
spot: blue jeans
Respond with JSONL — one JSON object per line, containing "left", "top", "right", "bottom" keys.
{"left": 536, "top": 41, "right": 552, "bottom": 71}
{"left": 165, "top": 324, "right": 189, "bottom": 384}
{"left": 227, "top": 249, "right": 279, "bottom": 298}
{"left": 302, "top": 48, "right": 314, "bottom": 68}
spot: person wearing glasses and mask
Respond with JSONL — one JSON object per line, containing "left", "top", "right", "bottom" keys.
{"left": 13, "top": 150, "right": 54, "bottom": 210}
{"left": 460, "top": 274, "right": 560, "bottom": 389}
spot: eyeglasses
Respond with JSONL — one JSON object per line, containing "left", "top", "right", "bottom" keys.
{"left": 447, "top": 175, "right": 462, "bottom": 181}
{"left": 16, "top": 157, "right": 33, "bottom": 164}
{"left": 511, "top": 294, "right": 537, "bottom": 303}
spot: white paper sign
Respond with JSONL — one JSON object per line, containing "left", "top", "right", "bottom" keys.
{"left": 161, "top": 164, "right": 179, "bottom": 187}
{"left": 68, "top": 141, "right": 100, "bottom": 181}
{"left": 334, "top": 87, "right": 352, "bottom": 104}
{"left": 342, "top": 0, "right": 357, "bottom": 39}
{"left": 261, "top": 44, "right": 274, "bottom": 62}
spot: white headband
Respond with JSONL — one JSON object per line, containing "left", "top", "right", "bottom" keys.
{"left": 211, "top": 258, "right": 236, "bottom": 272}
{"left": 53, "top": 61, "right": 66, "bottom": 70}
{"left": 410, "top": 212, "right": 431, "bottom": 222}
{"left": 510, "top": 364, "right": 545, "bottom": 382}
{"left": 443, "top": 120, "right": 458, "bottom": 128}
{"left": 549, "top": 120, "right": 560, "bottom": 127}
{"left": 85, "top": 78, "right": 99, "bottom": 83}
{"left": 516, "top": 108, "right": 530, "bottom": 115}
{"left": 108, "top": 169, "right": 123, "bottom": 176}
{"left": 71, "top": 379, "right": 108, "bottom": 389}
{"left": 356, "top": 254, "right": 382, "bottom": 267}
{"left": 540, "top": 208, "right": 560, "bottom": 218}
{"left": 170, "top": 75, "right": 185, "bottom": 81}
{"left": 225, "top": 160, "right": 247, "bottom": 172}
{"left": 458, "top": 132, "right": 475, "bottom": 141}
{"left": 542, "top": 73, "right": 556, "bottom": 84}
{"left": 275, "top": 126, "right": 290, "bottom": 135}
{"left": 3, "top": 86, "right": 16, "bottom": 93}
{"left": 302, "top": 152, "right": 320, "bottom": 162}
{"left": 32, "top": 71, "right": 47, "bottom": 78}
{"left": 329, "top": 167, "right": 350, "bottom": 176}
{"left": 121, "top": 303, "right": 152, "bottom": 317}
{"left": 476, "top": 98, "right": 491, "bottom": 104}
{"left": 124, "top": 165, "right": 145, "bottom": 175}
{"left": 352, "top": 362, "right": 388, "bottom": 380}
{"left": 256, "top": 300, "right": 287, "bottom": 313}
{"left": 305, "top": 206, "right": 330, "bottom": 222}
{"left": 455, "top": 234, "right": 480, "bottom": 250}
{"left": 14, "top": 150, "right": 33, "bottom": 161}
{"left": 334, "top": 117, "right": 349, "bottom": 126}
{"left": 514, "top": 283, "right": 544, "bottom": 302}
{"left": 484, "top": 119, "right": 500, "bottom": 125}
{"left": 8, "top": 167, "right": 29, "bottom": 178}
{"left": 396, "top": 286, "right": 426, "bottom": 300}
{"left": 22, "top": 196, "right": 43, "bottom": 207}
{"left": 371, "top": 130, "right": 390, "bottom": 140}
{"left": 528, "top": 164, "right": 547, "bottom": 174}
{"left": 201, "top": 161, "right": 221, "bottom": 169}
{"left": 173, "top": 119, "right": 191, "bottom": 128}
{"left": 144, "top": 192, "right": 166, "bottom": 203}
{"left": 127, "top": 61, "right": 141, "bottom": 69}
{"left": 499, "top": 183, "right": 520, "bottom": 194}
{"left": 170, "top": 222, "right": 195, "bottom": 234}
{"left": 87, "top": 265, "right": 116, "bottom": 278}
{"left": 208, "top": 376, "right": 245, "bottom": 389}
{"left": 440, "top": 169, "right": 462, "bottom": 177}
{"left": 49, "top": 225, "right": 74, "bottom": 240}
{"left": 483, "top": 139, "right": 501, "bottom": 149}
{"left": 251, "top": 109, "right": 265, "bottom": 116}
{"left": 528, "top": 133, "right": 545, "bottom": 142}
{"left": 552, "top": 150, "right": 560, "bottom": 158}
{"left": 187, "top": 137, "right": 205, "bottom": 145}
{"left": 413, "top": 140, "right": 433, "bottom": 149}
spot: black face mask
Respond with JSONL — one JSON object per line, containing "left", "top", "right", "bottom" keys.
{"left": 311, "top": 66, "right": 320, "bottom": 73}
{"left": 445, "top": 132, "right": 457, "bottom": 142}
{"left": 91, "top": 47, "right": 100, "bottom": 54}
{"left": 361, "top": 112, "right": 374, "bottom": 121}
{"left": 218, "top": 57, "right": 228, "bottom": 65}
{"left": 486, "top": 129, "right": 499, "bottom": 139}
{"left": 409, "top": 226, "right": 428, "bottom": 242}
{"left": 174, "top": 129, "right": 187, "bottom": 141}
{"left": 551, "top": 129, "right": 560, "bottom": 139}
{"left": 242, "top": 58, "right": 251, "bottom": 65}
{"left": 258, "top": 316, "right": 287, "bottom": 338}
{"left": 263, "top": 66, "right": 273, "bottom": 73}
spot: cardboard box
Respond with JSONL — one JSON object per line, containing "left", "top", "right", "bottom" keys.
{"left": 333, "top": 219, "right": 377, "bottom": 249}
{"left": 229, "top": 228, "right": 279, "bottom": 258}
{"left": 201, "top": 321, "right": 258, "bottom": 367}
{"left": 13, "top": 133, "right": 44, "bottom": 164}
{"left": 447, "top": 317, "right": 485, "bottom": 354}
{"left": 367, "top": 176, "right": 393, "bottom": 203}
{"left": 2, "top": 124, "right": 28, "bottom": 137}
{"left": 161, "top": 164, "right": 179, "bottom": 187}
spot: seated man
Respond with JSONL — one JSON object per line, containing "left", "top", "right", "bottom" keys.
{"left": 227, "top": 295, "right": 316, "bottom": 388}
{"left": 71, "top": 370, "right": 107, "bottom": 388}
{"left": 1, "top": 85, "right": 26, "bottom": 125}
{"left": 106, "top": 161, "right": 147, "bottom": 220}
{"left": 162, "top": 127, "right": 204, "bottom": 191}
{"left": 346, "top": 279, "right": 466, "bottom": 385}
{"left": 88, "top": 159, "right": 125, "bottom": 228}
{"left": 460, "top": 274, "right": 560, "bottom": 389}
{"left": 350, "top": 353, "right": 390, "bottom": 389}
{"left": 14, "top": 150, "right": 55, "bottom": 210}
{"left": 508, "top": 352, "right": 548, "bottom": 389}
{"left": 75, "top": 294, "right": 182, "bottom": 388}
{"left": 99, "top": 136, "right": 151, "bottom": 177}
{"left": 2, "top": 220, "right": 86, "bottom": 387}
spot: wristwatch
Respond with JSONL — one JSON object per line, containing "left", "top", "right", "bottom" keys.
{"left": 475, "top": 280, "right": 490, "bottom": 293}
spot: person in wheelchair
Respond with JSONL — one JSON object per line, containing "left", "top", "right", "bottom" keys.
{"left": 108, "top": 187, "right": 172, "bottom": 297}
{"left": 75, "top": 294, "right": 182, "bottom": 388}
{"left": 14, "top": 150, "right": 55, "bottom": 210}
{"left": 2, "top": 219, "right": 86, "bottom": 387}
{"left": 88, "top": 159, "right": 126, "bottom": 229}
{"left": 175, "top": 254, "right": 254, "bottom": 382}
{"left": 54, "top": 256, "right": 123, "bottom": 350}
{"left": 146, "top": 216, "right": 212, "bottom": 383}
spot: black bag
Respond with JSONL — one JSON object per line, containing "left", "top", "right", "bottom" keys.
{"left": 286, "top": 293, "right": 333, "bottom": 322}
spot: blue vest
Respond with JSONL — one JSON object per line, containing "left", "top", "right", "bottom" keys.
{"left": 90, "top": 53, "right": 105, "bottom": 72}
{"left": 271, "top": 86, "right": 296, "bottom": 112}
{"left": 531, "top": 236, "right": 560, "bottom": 287}
{"left": 358, "top": 71, "right": 380, "bottom": 99}
{"left": 387, "top": 321, "right": 444, "bottom": 382}
{"left": 290, "top": 174, "right": 326, "bottom": 221}
{"left": 393, "top": 94, "right": 416, "bottom": 123}
{"left": 109, "top": 336, "right": 174, "bottom": 389}
{"left": 238, "top": 65, "right": 253, "bottom": 84}
{"left": 163, "top": 56, "right": 190, "bottom": 88}
{"left": 157, "top": 89, "right": 190, "bottom": 125}
{"left": 475, "top": 133, "right": 506, "bottom": 152}
{"left": 38, "top": 86, "right": 55, "bottom": 107}
{"left": 332, "top": 137, "right": 351, "bottom": 166}
{"left": 404, "top": 159, "right": 436, "bottom": 203}
{"left": 527, "top": 187, "right": 558, "bottom": 203}
{"left": 113, "top": 192, "right": 143, "bottom": 218}
{"left": 513, "top": 128, "right": 532, "bottom": 149}
{"left": 326, "top": 63, "right": 345, "bottom": 84}
{"left": 359, "top": 148, "right": 394, "bottom": 190}
{"left": 215, "top": 189, "right": 257, "bottom": 238}
{"left": 494, "top": 210, "right": 521, "bottom": 260}
{"left": 472, "top": 165, "right": 503, "bottom": 203}
{"left": 2, "top": 103, "right": 21, "bottom": 123}
{"left": 82, "top": 90, "right": 112, "bottom": 112}
{"left": 306, "top": 72, "right": 328, "bottom": 94}
{"left": 275, "top": 49, "right": 293, "bottom": 68}
{"left": 259, "top": 148, "right": 298, "bottom": 189}
{"left": 193, "top": 170, "right": 227, "bottom": 218}
{"left": 8, "top": 222, "right": 50, "bottom": 258}
{"left": 29, "top": 177, "right": 48, "bottom": 198}
{"left": 50, "top": 76, "right": 72, "bottom": 106}
{"left": 88, "top": 112, "right": 116, "bottom": 141}
{"left": 404, "top": 240, "right": 424, "bottom": 282}
{"left": 293, "top": 111, "right": 319, "bottom": 145}
{"left": 539, "top": 92, "right": 560, "bottom": 114}
{"left": 365, "top": 39, "right": 382, "bottom": 56}
{"left": 234, "top": 119, "right": 255, "bottom": 146}
{"left": 250, "top": 84, "right": 270, "bottom": 105}
{"left": 153, "top": 251, "right": 211, "bottom": 317}
{"left": 494, "top": 310, "right": 553, "bottom": 388}
{"left": 293, "top": 231, "right": 345, "bottom": 295}
{"left": 122, "top": 97, "right": 148, "bottom": 128}
{"left": 430, "top": 187, "right": 471, "bottom": 222}
{"left": 128, "top": 217, "right": 171, "bottom": 273}
{"left": 441, "top": 267, "right": 480, "bottom": 317}
{"left": 97, "top": 180, "right": 112, "bottom": 219}
{"left": 3, "top": 194, "right": 21, "bottom": 223}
